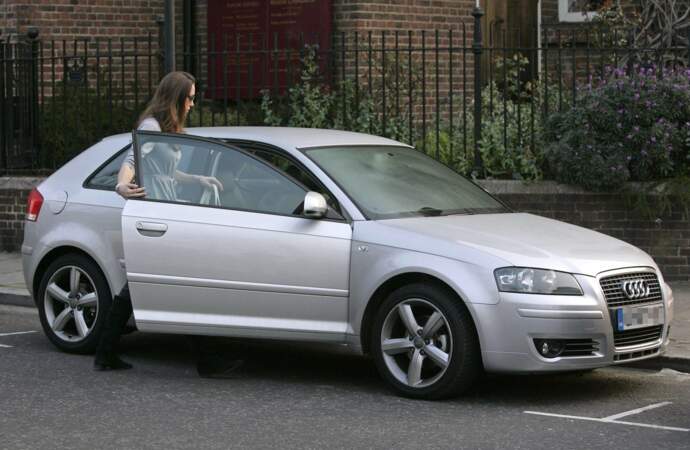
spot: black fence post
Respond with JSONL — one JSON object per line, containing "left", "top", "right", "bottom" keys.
{"left": 163, "top": 0, "right": 175, "bottom": 74}
{"left": 472, "top": 5, "right": 484, "bottom": 176}
{"left": 0, "top": 40, "right": 5, "bottom": 172}
{"left": 28, "top": 28, "right": 40, "bottom": 168}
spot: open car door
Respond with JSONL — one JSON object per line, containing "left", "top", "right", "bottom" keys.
{"left": 121, "top": 131, "right": 352, "bottom": 341}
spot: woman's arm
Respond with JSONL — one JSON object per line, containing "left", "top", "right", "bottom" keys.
{"left": 115, "top": 162, "right": 145, "bottom": 198}
{"left": 175, "top": 170, "right": 224, "bottom": 191}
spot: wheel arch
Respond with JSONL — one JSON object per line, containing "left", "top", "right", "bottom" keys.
{"left": 359, "top": 272, "right": 480, "bottom": 355}
{"left": 32, "top": 246, "right": 111, "bottom": 305}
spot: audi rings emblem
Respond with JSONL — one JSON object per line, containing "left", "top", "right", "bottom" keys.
{"left": 621, "top": 279, "right": 650, "bottom": 299}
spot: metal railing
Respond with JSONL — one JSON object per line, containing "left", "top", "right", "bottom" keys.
{"left": 1, "top": 20, "right": 688, "bottom": 175}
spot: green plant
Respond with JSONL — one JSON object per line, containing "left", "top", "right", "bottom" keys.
{"left": 261, "top": 46, "right": 333, "bottom": 129}
{"left": 544, "top": 65, "right": 690, "bottom": 191}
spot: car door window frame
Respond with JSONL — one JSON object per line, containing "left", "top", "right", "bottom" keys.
{"left": 131, "top": 130, "right": 346, "bottom": 222}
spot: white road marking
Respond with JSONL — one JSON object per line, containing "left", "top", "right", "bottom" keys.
{"left": 524, "top": 404, "right": 689, "bottom": 433}
{"left": 0, "top": 331, "right": 37, "bottom": 337}
{"left": 602, "top": 401, "right": 673, "bottom": 421}
{"left": 0, "top": 331, "right": 37, "bottom": 349}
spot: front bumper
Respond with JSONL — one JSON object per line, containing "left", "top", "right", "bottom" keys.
{"left": 471, "top": 269, "right": 673, "bottom": 373}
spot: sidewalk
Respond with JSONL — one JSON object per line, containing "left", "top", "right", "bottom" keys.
{"left": 1, "top": 251, "right": 688, "bottom": 366}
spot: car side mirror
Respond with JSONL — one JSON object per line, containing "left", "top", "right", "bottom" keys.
{"left": 303, "top": 191, "right": 327, "bottom": 219}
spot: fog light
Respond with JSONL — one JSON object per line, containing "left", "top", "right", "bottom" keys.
{"left": 534, "top": 339, "right": 565, "bottom": 358}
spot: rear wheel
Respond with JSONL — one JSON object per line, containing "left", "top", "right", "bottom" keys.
{"left": 36, "top": 254, "right": 112, "bottom": 354}
{"left": 371, "top": 283, "right": 481, "bottom": 400}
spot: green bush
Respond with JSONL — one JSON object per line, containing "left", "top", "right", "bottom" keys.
{"left": 544, "top": 66, "right": 690, "bottom": 191}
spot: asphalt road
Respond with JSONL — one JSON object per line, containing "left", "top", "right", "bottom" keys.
{"left": 1, "top": 304, "right": 689, "bottom": 450}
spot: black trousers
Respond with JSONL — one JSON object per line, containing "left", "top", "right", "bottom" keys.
{"left": 96, "top": 284, "right": 233, "bottom": 362}
{"left": 95, "top": 285, "right": 133, "bottom": 358}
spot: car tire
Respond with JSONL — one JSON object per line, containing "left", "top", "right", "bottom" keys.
{"left": 36, "top": 254, "right": 112, "bottom": 354}
{"left": 371, "top": 283, "right": 481, "bottom": 400}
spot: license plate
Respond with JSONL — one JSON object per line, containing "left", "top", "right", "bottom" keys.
{"left": 615, "top": 303, "right": 664, "bottom": 331}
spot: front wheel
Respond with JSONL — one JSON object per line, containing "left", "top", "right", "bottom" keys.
{"left": 36, "top": 254, "right": 112, "bottom": 354}
{"left": 371, "top": 283, "right": 481, "bottom": 400}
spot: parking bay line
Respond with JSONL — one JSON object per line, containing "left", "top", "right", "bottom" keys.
{"left": 0, "top": 331, "right": 37, "bottom": 349}
{"left": 0, "top": 331, "right": 37, "bottom": 337}
{"left": 524, "top": 403, "right": 689, "bottom": 433}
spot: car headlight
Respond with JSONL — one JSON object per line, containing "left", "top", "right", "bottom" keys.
{"left": 494, "top": 267, "right": 583, "bottom": 295}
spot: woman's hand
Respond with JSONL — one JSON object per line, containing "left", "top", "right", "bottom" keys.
{"left": 197, "top": 176, "right": 224, "bottom": 192}
{"left": 115, "top": 182, "right": 146, "bottom": 199}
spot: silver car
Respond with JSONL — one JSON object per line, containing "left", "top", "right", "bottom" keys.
{"left": 22, "top": 127, "right": 674, "bottom": 399}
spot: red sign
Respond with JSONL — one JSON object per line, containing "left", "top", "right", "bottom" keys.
{"left": 206, "top": 0, "right": 332, "bottom": 99}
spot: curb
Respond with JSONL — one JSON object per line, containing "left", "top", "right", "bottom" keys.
{"left": 0, "top": 292, "right": 34, "bottom": 308}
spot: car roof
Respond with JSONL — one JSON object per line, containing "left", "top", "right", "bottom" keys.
{"left": 103, "top": 126, "right": 412, "bottom": 150}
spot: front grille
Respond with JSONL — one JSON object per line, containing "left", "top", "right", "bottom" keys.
{"left": 613, "top": 325, "right": 663, "bottom": 347}
{"left": 600, "top": 272, "right": 662, "bottom": 307}
{"left": 561, "top": 339, "right": 599, "bottom": 357}
{"left": 614, "top": 347, "right": 659, "bottom": 362}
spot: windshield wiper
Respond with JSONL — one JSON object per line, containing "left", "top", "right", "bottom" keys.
{"left": 417, "top": 207, "right": 444, "bottom": 216}
{"left": 441, "top": 207, "right": 509, "bottom": 216}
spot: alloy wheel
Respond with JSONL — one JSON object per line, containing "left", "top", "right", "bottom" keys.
{"left": 43, "top": 265, "right": 99, "bottom": 343}
{"left": 380, "top": 298, "right": 453, "bottom": 388}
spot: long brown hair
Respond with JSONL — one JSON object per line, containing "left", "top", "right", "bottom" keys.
{"left": 137, "top": 71, "right": 195, "bottom": 133}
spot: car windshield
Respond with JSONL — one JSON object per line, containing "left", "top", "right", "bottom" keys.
{"left": 303, "top": 145, "right": 509, "bottom": 220}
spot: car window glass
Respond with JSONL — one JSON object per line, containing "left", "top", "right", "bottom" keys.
{"left": 305, "top": 145, "right": 507, "bottom": 220}
{"left": 84, "top": 147, "right": 129, "bottom": 190}
{"left": 135, "top": 133, "right": 307, "bottom": 216}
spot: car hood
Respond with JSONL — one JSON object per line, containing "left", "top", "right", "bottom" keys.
{"left": 359, "top": 213, "right": 655, "bottom": 276}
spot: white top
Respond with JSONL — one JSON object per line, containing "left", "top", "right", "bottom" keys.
{"left": 124, "top": 117, "right": 162, "bottom": 168}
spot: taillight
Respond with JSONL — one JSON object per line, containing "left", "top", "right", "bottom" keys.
{"left": 26, "top": 188, "right": 44, "bottom": 222}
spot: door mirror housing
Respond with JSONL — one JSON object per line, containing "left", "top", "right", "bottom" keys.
{"left": 303, "top": 191, "right": 328, "bottom": 219}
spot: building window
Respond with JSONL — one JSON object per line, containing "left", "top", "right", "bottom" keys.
{"left": 558, "top": 0, "right": 607, "bottom": 22}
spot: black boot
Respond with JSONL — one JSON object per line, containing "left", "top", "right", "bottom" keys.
{"left": 94, "top": 354, "right": 133, "bottom": 371}
{"left": 94, "top": 285, "right": 134, "bottom": 371}
{"left": 190, "top": 335, "right": 244, "bottom": 378}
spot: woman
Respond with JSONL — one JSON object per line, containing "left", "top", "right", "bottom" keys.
{"left": 94, "top": 71, "right": 240, "bottom": 377}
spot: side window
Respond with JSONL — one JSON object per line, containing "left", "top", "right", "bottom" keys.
{"left": 134, "top": 132, "right": 307, "bottom": 216}
{"left": 84, "top": 147, "right": 129, "bottom": 190}
{"left": 247, "top": 148, "right": 342, "bottom": 215}
{"left": 214, "top": 149, "right": 306, "bottom": 215}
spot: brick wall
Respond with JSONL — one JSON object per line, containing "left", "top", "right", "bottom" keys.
{"left": 480, "top": 180, "right": 690, "bottom": 282}
{"left": 0, "top": 179, "right": 36, "bottom": 251}
{"left": 0, "top": 0, "right": 164, "bottom": 42}
{"left": 2, "top": 178, "right": 688, "bottom": 281}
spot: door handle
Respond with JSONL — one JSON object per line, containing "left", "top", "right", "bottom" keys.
{"left": 135, "top": 221, "right": 168, "bottom": 236}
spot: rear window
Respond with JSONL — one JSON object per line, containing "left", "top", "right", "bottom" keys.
{"left": 84, "top": 146, "right": 129, "bottom": 190}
